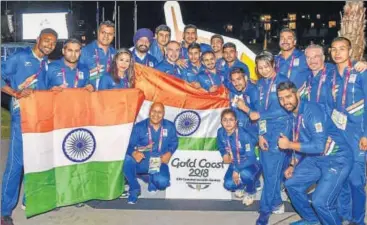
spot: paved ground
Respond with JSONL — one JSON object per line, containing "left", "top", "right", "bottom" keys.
{"left": 0, "top": 139, "right": 299, "bottom": 225}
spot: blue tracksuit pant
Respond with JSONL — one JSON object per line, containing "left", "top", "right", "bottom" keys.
{"left": 123, "top": 155, "right": 170, "bottom": 196}
{"left": 1, "top": 114, "right": 23, "bottom": 216}
{"left": 285, "top": 156, "right": 353, "bottom": 225}
{"left": 223, "top": 162, "right": 261, "bottom": 194}
{"left": 259, "top": 150, "right": 286, "bottom": 213}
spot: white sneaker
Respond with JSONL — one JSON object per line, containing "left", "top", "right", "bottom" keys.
{"left": 119, "top": 191, "right": 129, "bottom": 199}
{"left": 256, "top": 184, "right": 262, "bottom": 191}
{"left": 21, "top": 204, "right": 26, "bottom": 210}
{"left": 234, "top": 189, "right": 245, "bottom": 199}
{"left": 242, "top": 193, "right": 255, "bottom": 206}
{"left": 272, "top": 204, "right": 285, "bottom": 214}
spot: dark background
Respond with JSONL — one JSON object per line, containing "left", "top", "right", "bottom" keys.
{"left": 1, "top": 1, "right": 364, "bottom": 110}
{"left": 1, "top": 1, "right": 351, "bottom": 52}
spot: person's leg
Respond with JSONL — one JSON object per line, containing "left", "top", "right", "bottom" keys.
{"left": 223, "top": 165, "right": 238, "bottom": 191}
{"left": 312, "top": 157, "right": 353, "bottom": 225}
{"left": 285, "top": 157, "right": 320, "bottom": 223}
{"left": 348, "top": 161, "right": 366, "bottom": 225}
{"left": 1, "top": 115, "right": 24, "bottom": 217}
{"left": 259, "top": 151, "right": 285, "bottom": 213}
{"left": 150, "top": 163, "right": 170, "bottom": 190}
{"left": 241, "top": 162, "right": 261, "bottom": 195}
{"left": 123, "top": 155, "right": 149, "bottom": 203}
{"left": 257, "top": 151, "right": 285, "bottom": 225}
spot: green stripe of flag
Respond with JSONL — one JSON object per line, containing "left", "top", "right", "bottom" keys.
{"left": 178, "top": 137, "right": 218, "bottom": 151}
{"left": 24, "top": 161, "right": 124, "bottom": 217}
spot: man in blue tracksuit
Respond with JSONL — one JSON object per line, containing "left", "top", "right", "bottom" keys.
{"left": 277, "top": 81, "right": 353, "bottom": 225}
{"left": 123, "top": 103, "right": 178, "bottom": 204}
{"left": 178, "top": 24, "right": 212, "bottom": 60}
{"left": 275, "top": 28, "right": 311, "bottom": 99}
{"left": 155, "top": 41, "right": 187, "bottom": 80}
{"left": 79, "top": 21, "right": 116, "bottom": 90}
{"left": 218, "top": 42, "right": 250, "bottom": 88}
{"left": 330, "top": 37, "right": 367, "bottom": 225}
{"left": 197, "top": 51, "right": 223, "bottom": 92}
{"left": 304, "top": 44, "right": 335, "bottom": 116}
{"left": 132, "top": 28, "right": 158, "bottom": 68}
{"left": 185, "top": 43, "right": 204, "bottom": 88}
{"left": 1, "top": 28, "right": 58, "bottom": 225}
{"left": 228, "top": 67, "right": 258, "bottom": 141}
{"left": 217, "top": 109, "right": 261, "bottom": 206}
{"left": 149, "top": 25, "right": 171, "bottom": 63}
{"left": 44, "top": 38, "right": 93, "bottom": 91}
{"left": 211, "top": 34, "right": 224, "bottom": 63}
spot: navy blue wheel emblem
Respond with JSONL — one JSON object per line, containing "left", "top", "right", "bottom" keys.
{"left": 62, "top": 128, "right": 96, "bottom": 162}
{"left": 174, "top": 110, "right": 201, "bottom": 136}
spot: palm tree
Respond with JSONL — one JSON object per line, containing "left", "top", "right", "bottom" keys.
{"left": 339, "top": 1, "right": 366, "bottom": 61}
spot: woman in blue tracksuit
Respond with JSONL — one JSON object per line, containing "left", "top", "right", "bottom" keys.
{"left": 246, "top": 51, "right": 291, "bottom": 225}
{"left": 217, "top": 108, "right": 261, "bottom": 206}
{"left": 99, "top": 48, "right": 135, "bottom": 90}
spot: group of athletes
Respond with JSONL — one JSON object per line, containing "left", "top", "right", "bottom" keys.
{"left": 1, "top": 19, "right": 367, "bottom": 225}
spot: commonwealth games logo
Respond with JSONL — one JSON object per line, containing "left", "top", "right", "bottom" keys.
{"left": 62, "top": 128, "right": 96, "bottom": 162}
{"left": 174, "top": 110, "right": 201, "bottom": 136}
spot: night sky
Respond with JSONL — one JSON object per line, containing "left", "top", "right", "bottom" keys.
{"left": 1, "top": 1, "right": 349, "bottom": 48}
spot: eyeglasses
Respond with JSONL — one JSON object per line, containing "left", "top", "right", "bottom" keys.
{"left": 306, "top": 55, "right": 323, "bottom": 61}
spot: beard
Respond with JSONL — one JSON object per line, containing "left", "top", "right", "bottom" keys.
{"left": 285, "top": 98, "right": 298, "bottom": 112}
{"left": 137, "top": 45, "right": 149, "bottom": 53}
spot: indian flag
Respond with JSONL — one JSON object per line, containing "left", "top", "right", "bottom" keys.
{"left": 20, "top": 89, "right": 144, "bottom": 217}
{"left": 134, "top": 64, "right": 231, "bottom": 200}
{"left": 134, "top": 63, "right": 229, "bottom": 151}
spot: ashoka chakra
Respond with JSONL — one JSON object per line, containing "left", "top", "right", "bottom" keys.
{"left": 174, "top": 110, "right": 201, "bottom": 136}
{"left": 62, "top": 128, "right": 96, "bottom": 162}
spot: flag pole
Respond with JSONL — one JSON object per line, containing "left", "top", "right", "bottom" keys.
{"left": 96, "top": 2, "right": 100, "bottom": 32}
{"left": 118, "top": 5, "right": 121, "bottom": 49}
{"left": 134, "top": 1, "right": 137, "bottom": 33}
{"left": 114, "top": 1, "right": 117, "bottom": 49}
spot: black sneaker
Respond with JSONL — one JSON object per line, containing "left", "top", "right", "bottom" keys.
{"left": 1, "top": 216, "right": 14, "bottom": 225}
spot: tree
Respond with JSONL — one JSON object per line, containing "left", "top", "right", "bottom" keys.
{"left": 339, "top": 1, "right": 366, "bottom": 60}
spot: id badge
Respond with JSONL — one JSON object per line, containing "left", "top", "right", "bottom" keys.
{"left": 271, "top": 84, "right": 276, "bottom": 92}
{"left": 293, "top": 58, "right": 299, "bottom": 66}
{"left": 149, "top": 157, "right": 161, "bottom": 174}
{"left": 78, "top": 72, "right": 84, "bottom": 79}
{"left": 259, "top": 120, "right": 267, "bottom": 134}
{"left": 331, "top": 109, "right": 347, "bottom": 130}
{"left": 232, "top": 95, "right": 239, "bottom": 107}
{"left": 349, "top": 74, "right": 357, "bottom": 83}
{"left": 12, "top": 98, "right": 20, "bottom": 110}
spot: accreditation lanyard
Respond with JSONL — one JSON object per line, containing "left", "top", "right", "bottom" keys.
{"left": 293, "top": 114, "right": 302, "bottom": 142}
{"left": 226, "top": 129, "right": 240, "bottom": 164}
{"left": 333, "top": 61, "right": 352, "bottom": 109}
{"left": 181, "top": 43, "right": 186, "bottom": 60}
{"left": 23, "top": 60, "right": 45, "bottom": 89}
{"left": 308, "top": 66, "right": 326, "bottom": 102}
{"left": 205, "top": 69, "right": 216, "bottom": 86}
{"left": 121, "top": 75, "right": 128, "bottom": 88}
{"left": 147, "top": 125, "right": 164, "bottom": 153}
{"left": 287, "top": 55, "right": 295, "bottom": 78}
{"left": 263, "top": 75, "right": 276, "bottom": 110}
{"left": 292, "top": 114, "right": 302, "bottom": 163}
{"left": 95, "top": 49, "right": 111, "bottom": 73}
{"left": 61, "top": 68, "right": 79, "bottom": 88}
